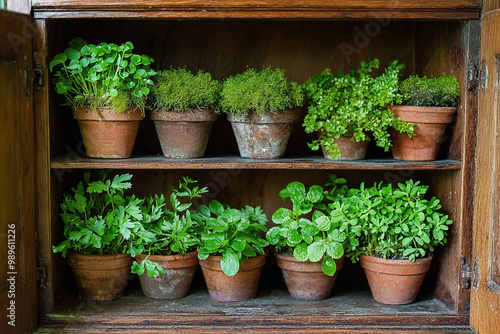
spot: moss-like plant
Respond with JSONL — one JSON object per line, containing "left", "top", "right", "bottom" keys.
{"left": 49, "top": 37, "right": 156, "bottom": 114}
{"left": 302, "top": 59, "right": 415, "bottom": 158}
{"left": 153, "top": 68, "right": 220, "bottom": 111}
{"left": 219, "top": 67, "right": 304, "bottom": 116}
{"left": 399, "top": 75, "right": 460, "bottom": 107}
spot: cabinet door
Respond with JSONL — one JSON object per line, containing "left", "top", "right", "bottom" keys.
{"left": 471, "top": 0, "right": 500, "bottom": 333}
{"left": 0, "top": 9, "right": 37, "bottom": 334}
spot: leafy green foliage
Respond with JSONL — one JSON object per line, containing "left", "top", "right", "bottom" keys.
{"left": 399, "top": 75, "right": 460, "bottom": 107}
{"left": 130, "top": 177, "right": 208, "bottom": 277}
{"left": 219, "top": 67, "right": 304, "bottom": 116}
{"left": 302, "top": 59, "right": 415, "bottom": 158}
{"left": 193, "top": 200, "right": 269, "bottom": 276}
{"left": 266, "top": 181, "right": 352, "bottom": 276}
{"left": 153, "top": 68, "right": 221, "bottom": 111}
{"left": 52, "top": 171, "right": 143, "bottom": 257}
{"left": 330, "top": 179, "right": 453, "bottom": 262}
{"left": 50, "top": 37, "right": 156, "bottom": 113}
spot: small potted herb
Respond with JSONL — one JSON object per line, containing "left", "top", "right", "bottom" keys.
{"left": 49, "top": 37, "right": 156, "bottom": 158}
{"left": 302, "top": 58, "right": 415, "bottom": 160}
{"left": 331, "top": 179, "right": 453, "bottom": 304}
{"left": 219, "top": 67, "right": 304, "bottom": 159}
{"left": 192, "top": 200, "right": 269, "bottom": 302}
{"left": 266, "top": 181, "right": 352, "bottom": 300}
{"left": 130, "top": 177, "right": 208, "bottom": 299}
{"left": 151, "top": 68, "right": 220, "bottom": 158}
{"left": 52, "top": 172, "right": 143, "bottom": 301}
{"left": 389, "top": 75, "right": 460, "bottom": 161}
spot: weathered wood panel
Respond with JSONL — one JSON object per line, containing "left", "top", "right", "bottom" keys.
{"left": 0, "top": 10, "right": 37, "bottom": 334}
{"left": 31, "top": 0, "right": 480, "bottom": 20}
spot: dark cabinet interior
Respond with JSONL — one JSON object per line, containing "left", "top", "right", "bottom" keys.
{"left": 31, "top": 3, "right": 480, "bottom": 331}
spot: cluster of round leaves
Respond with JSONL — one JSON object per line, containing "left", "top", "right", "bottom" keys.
{"left": 399, "top": 75, "right": 460, "bottom": 107}
{"left": 219, "top": 67, "right": 304, "bottom": 116}
{"left": 266, "top": 181, "right": 348, "bottom": 276}
{"left": 192, "top": 200, "right": 269, "bottom": 276}
{"left": 302, "top": 59, "right": 415, "bottom": 158}
{"left": 330, "top": 179, "right": 453, "bottom": 262}
{"left": 154, "top": 68, "right": 220, "bottom": 111}
{"left": 49, "top": 37, "right": 156, "bottom": 113}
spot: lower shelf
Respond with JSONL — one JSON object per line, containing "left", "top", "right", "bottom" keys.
{"left": 38, "top": 285, "right": 471, "bottom": 333}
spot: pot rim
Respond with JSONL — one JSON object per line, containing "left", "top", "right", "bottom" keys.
{"left": 73, "top": 107, "right": 143, "bottom": 121}
{"left": 135, "top": 251, "right": 199, "bottom": 269}
{"left": 388, "top": 105, "right": 456, "bottom": 124}
{"left": 150, "top": 108, "right": 218, "bottom": 122}
{"left": 226, "top": 107, "right": 301, "bottom": 124}
{"left": 360, "top": 254, "right": 433, "bottom": 275}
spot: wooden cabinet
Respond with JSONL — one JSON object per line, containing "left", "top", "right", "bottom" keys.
{"left": 1, "top": 1, "right": 499, "bottom": 333}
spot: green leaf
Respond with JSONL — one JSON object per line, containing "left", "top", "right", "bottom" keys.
{"left": 272, "top": 207, "right": 292, "bottom": 224}
{"left": 266, "top": 227, "right": 281, "bottom": 245}
{"left": 64, "top": 47, "right": 81, "bottom": 60}
{"left": 293, "top": 242, "right": 308, "bottom": 261}
{"left": 315, "top": 216, "right": 331, "bottom": 231}
{"left": 111, "top": 174, "right": 133, "bottom": 189}
{"left": 307, "top": 185, "right": 323, "bottom": 203}
{"left": 69, "top": 37, "right": 87, "bottom": 51}
{"left": 326, "top": 242, "right": 344, "bottom": 259}
{"left": 221, "top": 249, "right": 240, "bottom": 276}
{"left": 49, "top": 53, "right": 67, "bottom": 71}
{"left": 322, "top": 257, "right": 337, "bottom": 276}
{"left": 209, "top": 200, "right": 224, "bottom": 216}
{"left": 307, "top": 242, "right": 326, "bottom": 262}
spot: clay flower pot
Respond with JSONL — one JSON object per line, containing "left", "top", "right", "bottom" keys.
{"left": 360, "top": 255, "right": 433, "bottom": 305}
{"left": 274, "top": 253, "right": 344, "bottom": 300}
{"left": 389, "top": 105, "right": 456, "bottom": 161}
{"left": 150, "top": 109, "right": 218, "bottom": 158}
{"left": 135, "top": 251, "right": 198, "bottom": 300}
{"left": 320, "top": 133, "right": 369, "bottom": 160}
{"left": 199, "top": 254, "right": 266, "bottom": 302}
{"left": 73, "top": 107, "right": 143, "bottom": 159}
{"left": 227, "top": 108, "right": 300, "bottom": 159}
{"left": 66, "top": 251, "right": 133, "bottom": 301}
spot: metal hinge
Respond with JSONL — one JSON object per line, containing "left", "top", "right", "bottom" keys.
{"left": 33, "top": 52, "right": 45, "bottom": 87}
{"left": 468, "top": 59, "right": 487, "bottom": 93}
{"left": 36, "top": 265, "right": 46, "bottom": 289}
{"left": 460, "top": 255, "right": 479, "bottom": 290}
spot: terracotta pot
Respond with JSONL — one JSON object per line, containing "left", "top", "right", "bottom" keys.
{"left": 73, "top": 107, "right": 143, "bottom": 159}
{"left": 150, "top": 109, "right": 218, "bottom": 158}
{"left": 199, "top": 254, "right": 266, "bottom": 302}
{"left": 135, "top": 251, "right": 198, "bottom": 300}
{"left": 66, "top": 251, "right": 133, "bottom": 301}
{"left": 360, "top": 255, "right": 433, "bottom": 305}
{"left": 389, "top": 105, "right": 456, "bottom": 161}
{"left": 227, "top": 108, "right": 300, "bottom": 159}
{"left": 320, "top": 133, "right": 369, "bottom": 160}
{"left": 274, "top": 253, "right": 344, "bottom": 300}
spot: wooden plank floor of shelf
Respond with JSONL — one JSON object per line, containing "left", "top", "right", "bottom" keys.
{"left": 50, "top": 155, "right": 462, "bottom": 170}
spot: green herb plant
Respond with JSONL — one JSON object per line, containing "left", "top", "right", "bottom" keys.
{"left": 130, "top": 177, "right": 208, "bottom": 277}
{"left": 399, "top": 75, "right": 460, "bottom": 107}
{"left": 50, "top": 37, "right": 156, "bottom": 113}
{"left": 330, "top": 179, "right": 453, "bottom": 262}
{"left": 266, "top": 181, "right": 352, "bottom": 276}
{"left": 219, "top": 67, "right": 304, "bottom": 116}
{"left": 153, "top": 68, "right": 220, "bottom": 111}
{"left": 193, "top": 200, "right": 269, "bottom": 276}
{"left": 53, "top": 171, "right": 143, "bottom": 257}
{"left": 302, "top": 58, "right": 415, "bottom": 158}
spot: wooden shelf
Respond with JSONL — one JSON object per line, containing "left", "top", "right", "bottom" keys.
{"left": 38, "top": 286, "right": 470, "bottom": 333}
{"left": 32, "top": 0, "right": 480, "bottom": 20}
{"left": 50, "top": 155, "right": 462, "bottom": 170}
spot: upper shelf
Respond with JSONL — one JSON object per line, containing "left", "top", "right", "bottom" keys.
{"left": 32, "top": 0, "right": 481, "bottom": 20}
{"left": 50, "top": 155, "right": 461, "bottom": 170}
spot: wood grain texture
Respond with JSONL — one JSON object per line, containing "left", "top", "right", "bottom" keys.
{"left": 470, "top": 3, "right": 500, "bottom": 333}
{"left": 0, "top": 10, "right": 37, "bottom": 334}
{"left": 36, "top": 286, "right": 470, "bottom": 333}
{"left": 6, "top": 0, "right": 31, "bottom": 14}
{"left": 50, "top": 156, "right": 462, "bottom": 170}
{"left": 31, "top": 0, "right": 480, "bottom": 20}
